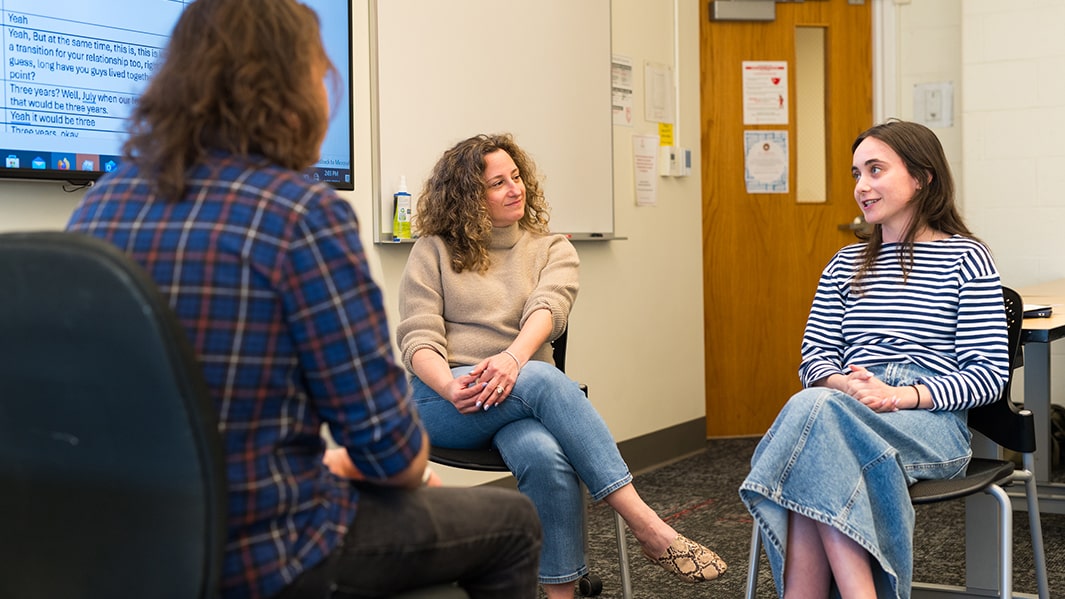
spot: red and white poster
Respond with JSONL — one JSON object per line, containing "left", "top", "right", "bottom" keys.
{"left": 742, "top": 61, "right": 788, "bottom": 125}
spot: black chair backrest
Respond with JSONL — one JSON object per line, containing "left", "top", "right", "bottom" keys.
{"left": 0, "top": 232, "right": 227, "bottom": 598}
{"left": 967, "top": 286, "right": 1032, "bottom": 453}
{"left": 552, "top": 327, "right": 570, "bottom": 372}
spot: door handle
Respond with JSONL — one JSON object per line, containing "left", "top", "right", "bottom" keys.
{"left": 838, "top": 216, "right": 872, "bottom": 234}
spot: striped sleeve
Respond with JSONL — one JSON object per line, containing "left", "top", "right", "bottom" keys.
{"left": 799, "top": 244, "right": 860, "bottom": 386}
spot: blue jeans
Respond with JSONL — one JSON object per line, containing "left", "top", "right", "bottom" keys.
{"left": 273, "top": 484, "right": 542, "bottom": 599}
{"left": 411, "top": 361, "right": 633, "bottom": 584}
{"left": 739, "top": 363, "right": 972, "bottom": 599}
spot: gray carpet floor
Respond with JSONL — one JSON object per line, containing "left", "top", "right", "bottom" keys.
{"left": 571, "top": 437, "right": 1063, "bottom": 599}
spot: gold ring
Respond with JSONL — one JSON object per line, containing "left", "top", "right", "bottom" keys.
{"left": 495, "top": 385, "right": 504, "bottom": 395}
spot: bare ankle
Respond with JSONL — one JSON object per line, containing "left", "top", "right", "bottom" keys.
{"left": 543, "top": 581, "right": 576, "bottom": 599}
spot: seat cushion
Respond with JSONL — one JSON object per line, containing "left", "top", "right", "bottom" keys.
{"left": 908, "top": 458, "right": 1016, "bottom": 504}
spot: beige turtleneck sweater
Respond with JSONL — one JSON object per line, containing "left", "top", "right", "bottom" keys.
{"left": 396, "top": 223, "right": 579, "bottom": 371}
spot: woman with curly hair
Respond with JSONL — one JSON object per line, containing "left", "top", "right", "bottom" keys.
{"left": 397, "top": 133, "right": 727, "bottom": 599}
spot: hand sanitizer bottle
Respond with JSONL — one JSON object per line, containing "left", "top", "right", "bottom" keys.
{"left": 392, "top": 176, "right": 411, "bottom": 241}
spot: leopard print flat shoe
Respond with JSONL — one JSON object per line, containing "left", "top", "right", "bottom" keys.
{"left": 647, "top": 534, "right": 727, "bottom": 583}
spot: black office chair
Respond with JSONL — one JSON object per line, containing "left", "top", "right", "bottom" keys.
{"left": 0, "top": 231, "right": 227, "bottom": 598}
{"left": 744, "top": 286, "right": 1049, "bottom": 599}
{"left": 429, "top": 328, "right": 632, "bottom": 599}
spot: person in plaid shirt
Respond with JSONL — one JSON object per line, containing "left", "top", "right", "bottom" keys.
{"left": 66, "top": 1, "right": 541, "bottom": 597}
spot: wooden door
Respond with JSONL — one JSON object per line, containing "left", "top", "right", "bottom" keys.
{"left": 701, "top": 1, "right": 873, "bottom": 437}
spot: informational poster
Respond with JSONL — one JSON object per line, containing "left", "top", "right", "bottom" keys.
{"left": 644, "top": 61, "right": 675, "bottom": 124}
{"left": 742, "top": 61, "right": 788, "bottom": 125}
{"left": 612, "top": 54, "right": 634, "bottom": 127}
{"left": 744, "top": 130, "right": 789, "bottom": 194}
{"left": 632, "top": 134, "right": 659, "bottom": 206}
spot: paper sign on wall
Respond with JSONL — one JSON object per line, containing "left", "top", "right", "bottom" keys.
{"left": 744, "top": 130, "right": 789, "bottom": 194}
{"left": 644, "top": 62, "right": 675, "bottom": 124}
{"left": 633, "top": 135, "right": 660, "bottom": 206}
{"left": 612, "top": 54, "right": 634, "bottom": 127}
{"left": 742, "top": 61, "right": 788, "bottom": 125}
{"left": 658, "top": 123, "right": 674, "bottom": 146}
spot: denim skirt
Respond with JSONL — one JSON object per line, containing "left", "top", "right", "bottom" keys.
{"left": 739, "top": 363, "right": 972, "bottom": 599}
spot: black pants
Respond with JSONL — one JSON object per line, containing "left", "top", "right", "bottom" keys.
{"left": 274, "top": 485, "right": 542, "bottom": 599}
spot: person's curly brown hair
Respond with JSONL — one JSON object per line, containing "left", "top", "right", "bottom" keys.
{"left": 414, "top": 133, "right": 551, "bottom": 273}
{"left": 121, "top": 0, "right": 337, "bottom": 201}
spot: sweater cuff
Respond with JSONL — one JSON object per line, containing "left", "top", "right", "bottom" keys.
{"left": 403, "top": 342, "right": 447, "bottom": 373}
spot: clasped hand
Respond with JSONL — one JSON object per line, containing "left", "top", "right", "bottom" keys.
{"left": 843, "top": 365, "right": 912, "bottom": 413}
{"left": 323, "top": 447, "right": 443, "bottom": 487}
{"left": 444, "top": 352, "right": 520, "bottom": 414}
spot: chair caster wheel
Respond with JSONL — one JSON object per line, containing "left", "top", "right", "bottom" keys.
{"left": 578, "top": 573, "right": 602, "bottom": 596}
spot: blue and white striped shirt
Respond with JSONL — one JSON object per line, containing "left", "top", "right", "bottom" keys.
{"left": 799, "top": 236, "right": 1009, "bottom": 411}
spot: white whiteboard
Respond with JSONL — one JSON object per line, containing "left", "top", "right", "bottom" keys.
{"left": 370, "top": 0, "right": 614, "bottom": 241}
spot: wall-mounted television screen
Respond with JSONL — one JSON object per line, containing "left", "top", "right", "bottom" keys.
{"left": 0, "top": 0, "right": 354, "bottom": 189}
